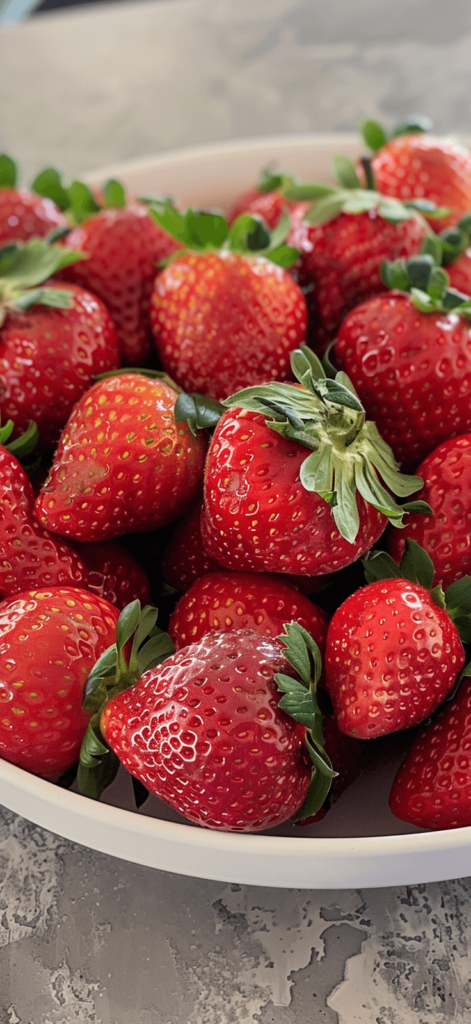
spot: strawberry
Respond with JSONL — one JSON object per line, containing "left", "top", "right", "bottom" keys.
{"left": 334, "top": 254, "right": 471, "bottom": 470}
{"left": 195, "top": 345, "right": 424, "bottom": 577}
{"left": 82, "top": 609, "right": 334, "bottom": 831}
{"left": 0, "top": 586, "right": 119, "bottom": 779}
{"left": 0, "top": 238, "right": 120, "bottom": 445}
{"left": 227, "top": 169, "right": 308, "bottom": 229}
{"left": 389, "top": 666, "right": 471, "bottom": 830}
{"left": 34, "top": 372, "right": 207, "bottom": 543}
{"left": 161, "top": 503, "right": 224, "bottom": 593}
{"left": 388, "top": 434, "right": 471, "bottom": 590}
{"left": 296, "top": 715, "right": 366, "bottom": 824}
{"left": 168, "top": 570, "right": 328, "bottom": 652}
{"left": 0, "top": 154, "right": 67, "bottom": 247}
{"left": 324, "top": 541, "right": 468, "bottom": 740}
{"left": 76, "top": 540, "right": 151, "bottom": 610}
{"left": 284, "top": 154, "right": 427, "bottom": 351}
{"left": 148, "top": 205, "right": 306, "bottom": 401}
{"left": 32, "top": 171, "right": 180, "bottom": 366}
{"left": 0, "top": 435, "right": 90, "bottom": 599}
{"left": 360, "top": 117, "right": 471, "bottom": 231}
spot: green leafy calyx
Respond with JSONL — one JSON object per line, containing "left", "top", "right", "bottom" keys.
{"left": 283, "top": 152, "right": 446, "bottom": 226}
{"left": 222, "top": 345, "right": 424, "bottom": 545}
{"left": 276, "top": 622, "right": 336, "bottom": 820}
{"left": 360, "top": 116, "right": 433, "bottom": 153}
{"left": 381, "top": 253, "right": 471, "bottom": 318}
{"left": 31, "top": 167, "right": 129, "bottom": 224}
{"left": 0, "top": 237, "right": 85, "bottom": 327}
{"left": 77, "top": 601, "right": 174, "bottom": 801}
{"left": 148, "top": 202, "right": 299, "bottom": 268}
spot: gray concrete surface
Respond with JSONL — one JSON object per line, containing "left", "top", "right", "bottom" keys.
{"left": 1, "top": 1, "right": 471, "bottom": 1020}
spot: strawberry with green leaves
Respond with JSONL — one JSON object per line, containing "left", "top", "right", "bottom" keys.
{"left": 148, "top": 205, "right": 307, "bottom": 401}
{"left": 34, "top": 371, "right": 207, "bottom": 543}
{"left": 389, "top": 663, "right": 471, "bottom": 830}
{"left": 334, "top": 253, "right": 471, "bottom": 470}
{"left": 168, "top": 570, "right": 328, "bottom": 652}
{"left": 78, "top": 603, "right": 336, "bottom": 830}
{"left": 360, "top": 116, "right": 471, "bottom": 231}
{"left": 0, "top": 154, "right": 67, "bottom": 247}
{"left": 194, "top": 345, "right": 426, "bottom": 577}
{"left": 284, "top": 154, "right": 429, "bottom": 350}
{"left": 0, "top": 586, "right": 119, "bottom": 780}
{"left": 324, "top": 541, "right": 469, "bottom": 740}
{"left": 0, "top": 238, "right": 120, "bottom": 445}
{"left": 32, "top": 170, "right": 180, "bottom": 366}
{"left": 227, "top": 168, "right": 309, "bottom": 229}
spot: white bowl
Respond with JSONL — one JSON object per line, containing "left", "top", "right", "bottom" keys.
{"left": 2, "top": 134, "right": 470, "bottom": 889}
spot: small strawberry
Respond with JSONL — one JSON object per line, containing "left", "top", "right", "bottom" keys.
{"left": 148, "top": 205, "right": 306, "bottom": 400}
{"left": 361, "top": 117, "right": 471, "bottom": 231}
{"left": 0, "top": 237, "right": 120, "bottom": 445}
{"left": 76, "top": 539, "right": 151, "bottom": 610}
{"left": 0, "top": 586, "right": 119, "bottom": 779}
{"left": 324, "top": 541, "right": 468, "bottom": 740}
{"left": 0, "top": 154, "right": 67, "bottom": 247}
{"left": 34, "top": 372, "right": 207, "bottom": 543}
{"left": 284, "top": 154, "right": 428, "bottom": 350}
{"left": 0, "top": 432, "right": 90, "bottom": 599}
{"left": 389, "top": 665, "right": 471, "bottom": 830}
{"left": 334, "top": 254, "right": 471, "bottom": 470}
{"left": 388, "top": 434, "right": 471, "bottom": 590}
{"left": 168, "top": 570, "right": 328, "bottom": 652}
{"left": 32, "top": 171, "right": 180, "bottom": 366}
{"left": 193, "top": 345, "right": 425, "bottom": 576}
{"left": 79, "top": 607, "right": 336, "bottom": 830}
{"left": 227, "top": 169, "right": 308, "bottom": 228}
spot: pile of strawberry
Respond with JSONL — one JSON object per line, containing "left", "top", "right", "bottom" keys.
{"left": 2, "top": 116, "right": 471, "bottom": 835}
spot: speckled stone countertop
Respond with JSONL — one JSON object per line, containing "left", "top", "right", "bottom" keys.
{"left": 1, "top": 2, "right": 471, "bottom": 1020}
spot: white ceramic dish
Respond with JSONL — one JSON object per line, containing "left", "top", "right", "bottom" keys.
{"left": 1, "top": 133, "right": 470, "bottom": 889}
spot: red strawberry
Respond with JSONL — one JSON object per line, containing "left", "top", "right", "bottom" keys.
{"left": 0, "top": 443, "right": 90, "bottom": 599}
{"left": 284, "top": 157, "right": 427, "bottom": 351}
{"left": 148, "top": 205, "right": 306, "bottom": 401}
{"left": 76, "top": 539, "right": 151, "bottom": 610}
{"left": 334, "top": 256, "right": 471, "bottom": 470}
{"left": 100, "top": 627, "right": 313, "bottom": 831}
{"left": 34, "top": 372, "right": 207, "bottom": 543}
{"left": 370, "top": 134, "right": 471, "bottom": 232}
{"left": 0, "top": 154, "right": 67, "bottom": 246}
{"left": 227, "top": 170, "right": 308, "bottom": 229}
{"left": 324, "top": 544, "right": 467, "bottom": 739}
{"left": 447, "top": 249, "right": 471, "bottom": 294}
{"left": 388, "top": 434, "right": 471, "bottom": 590}
{"left": 65, "top": 201, "right": 180, "bottom": 366}
{"left": 0, "top": 587, "right": 119, "bottom": 779}
{"left": 0, "top": 280, "right": 120, "bottom": 446}
{"left": 168, "top": 570, "right": 328, "bottom": 651}
{"left": 198, "top": 346, "right": 423, "bottom": 577}
{"left": 161, "top": 503, "right": 224, "bottom": 593}
{"left": 389, "top": 671, "right": 471, "bottom": 830}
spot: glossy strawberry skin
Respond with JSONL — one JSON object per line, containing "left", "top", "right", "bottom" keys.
{"left": 388, "top": 434, "right": 471, "bottom": 589}
{"left": 288, "top": 209, "right": 425, "bottom": 350}
{"left": 201, "top": 408, "right": 387, "bottom": 576}
{"left": 324, "top": 579, "right": 464, "bottom": 739}
{"left": 34, "top": 374, "right": 207, "bottom": 543}
{"left": 168, "top": 570, "right": 328, "bottom": 652}
{"left": 0, "top": 282, "right": 120, "bottom": 445}
{"left": 372, "top": 134, "right": 471, "bottom": 231}
{"left": 335, "top": 291, "right": 471, "bottom": 470}
{"left": 149, "top": 250, "right": 307, "bottom": 401}
{"left": 64, "top": 204, "right": 180, "bottom": 366}
{"left": 0, "top": 446, "right": 90, "bottom": 599}
{"left": 76, "top": 539, "right": 151, "bottom": 610}
{"left": 0, "top": 189, "right": 67, "bottom": 247}
{"left": 101, "top": 628, "right": 311, "bottom": 832}
{"left": 0, "top": 587, "right": 119, "bottom": 779}
{"left": 389, "top": 678, "right": 471, "bottom": 830}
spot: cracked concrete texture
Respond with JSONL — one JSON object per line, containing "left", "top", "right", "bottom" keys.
{"left": 0, "top": 0, "right": 470, "bottom": 180}
{"left": 1, "top": 809, "right": 471, "bottom": 1022}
